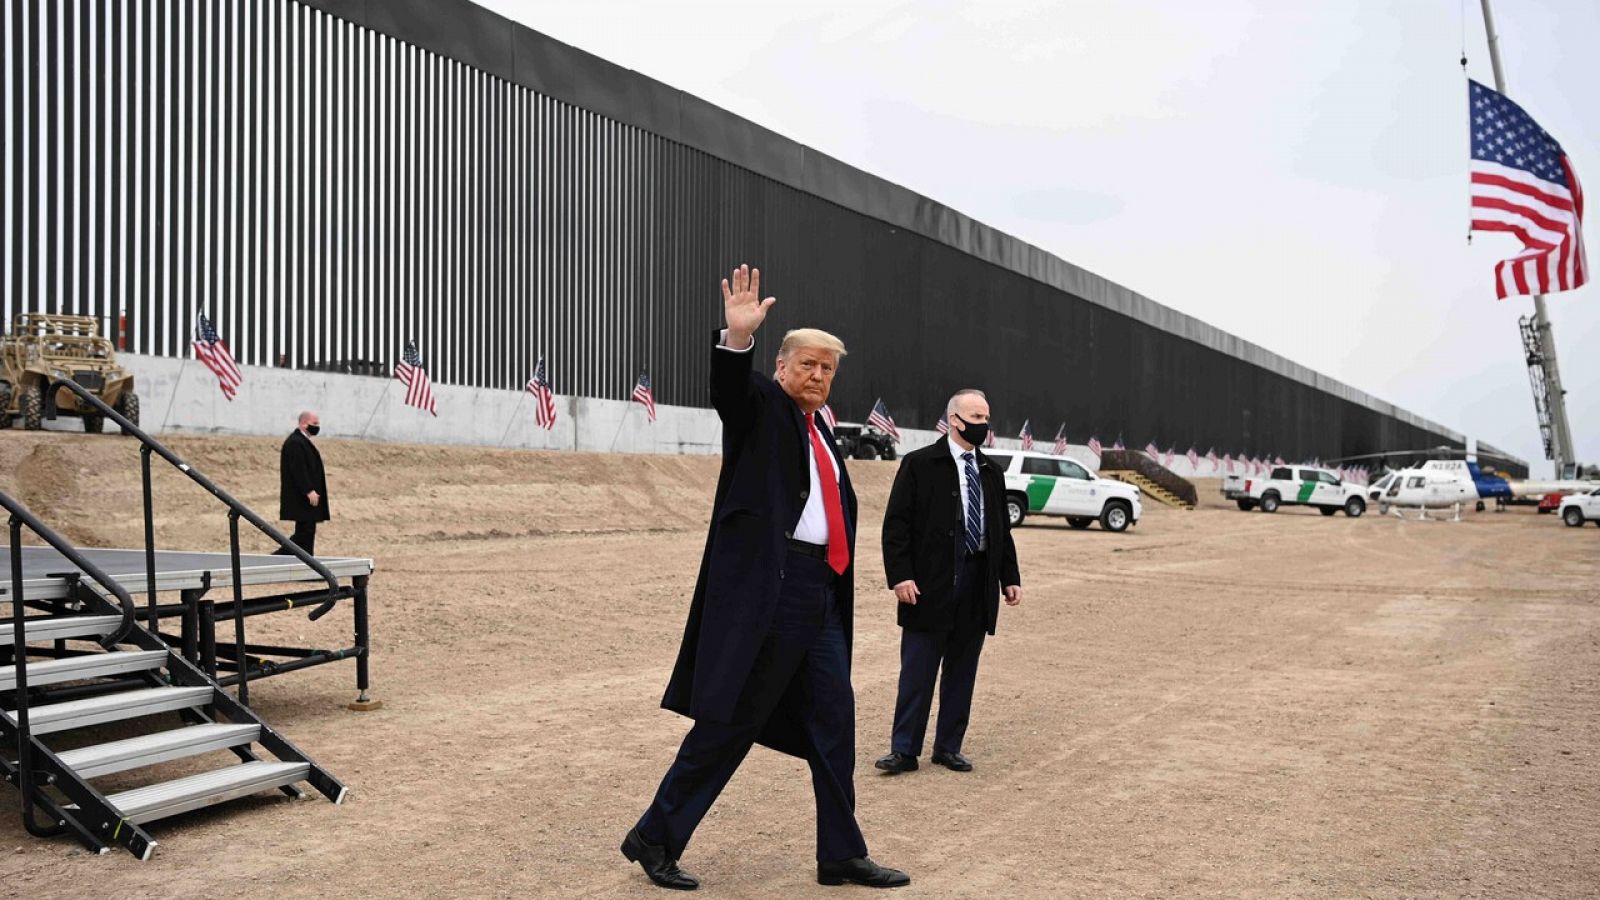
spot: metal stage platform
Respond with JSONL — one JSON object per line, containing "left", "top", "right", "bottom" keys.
{"left": 3, "top": 545, "right": 375, "bottom": 706}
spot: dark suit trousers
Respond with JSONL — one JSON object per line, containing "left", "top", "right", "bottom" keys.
{"left": 637, "top": 551, "right": 868, "bottom": 863}
{"left": 273, "top": 521, "right": 317, "bottom": 556}
{"left": 890, "top": 551, "right": 988, "bottom": 757}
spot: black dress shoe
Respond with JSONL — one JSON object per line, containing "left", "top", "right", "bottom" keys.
{"left": 873, "top": 751, "right": 918, "bottom": 773}
{"left": 818, "top": 856, "right": 911, "bottom": 888}
{"left": 931, "top": 750, "right": 973, "bottom": 772}
{"left": 621, "top": 826, "right": 699, "bottom": 890}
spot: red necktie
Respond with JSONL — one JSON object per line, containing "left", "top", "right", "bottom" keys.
{"left": 807, "top": 417, "right": 851, "bottom": 575}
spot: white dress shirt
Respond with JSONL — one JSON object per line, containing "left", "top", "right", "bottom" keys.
{"left": 718, "top": 330, "right": 840, "bottom": 545}
{"left": 949, "top": 436, "right": 985, "bottom": 541}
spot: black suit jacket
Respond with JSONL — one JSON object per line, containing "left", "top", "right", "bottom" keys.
{"left": 279, "top": 430, "right": 330, "bottom": 523}
{"left": 660, "top": 332, "right": 855, "bottom": 758}
{"left": 881, "top": 436, "right": 1020, "bottom": 634}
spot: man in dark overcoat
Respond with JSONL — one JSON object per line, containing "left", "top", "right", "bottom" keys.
{"left": 622, "top": 265, "right": 909, "bottom": 891}
{"left": 276, "top": 410, "right": 328, "bottom": 556}
{"left": 876, "top": 389, "right": 1022, "bottom": 775}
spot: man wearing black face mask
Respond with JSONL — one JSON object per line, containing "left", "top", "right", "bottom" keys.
{"left": 276, "top": 410, "right": 329, "bottom": 556}
{"left": 876, "top": 389, "right": 1021, "bottom": 775}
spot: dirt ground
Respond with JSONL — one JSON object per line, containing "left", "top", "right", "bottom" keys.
{"left": 2, "top": 431, "right": 1598, "bottom": 898}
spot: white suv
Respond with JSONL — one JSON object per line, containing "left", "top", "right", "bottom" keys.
{"left": 985, "top": 451, "right": 1143, "bottom": 532}
{"left": 1559, "top": 487, "right": 1600, "bottom": 528}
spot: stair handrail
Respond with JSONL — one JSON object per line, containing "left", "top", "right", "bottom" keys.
{"left": 3, "top": 489, "right": 137, "bottom": 838}
{"left": 46, "top": 378, "right": 341, "bottom": 705}
{"left": 44, "top": 378, "right": 340, "bottom": 594}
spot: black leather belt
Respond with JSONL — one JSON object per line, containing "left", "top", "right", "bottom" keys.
{"left": 787, "top": 539, "right": 829, "bottom": 560}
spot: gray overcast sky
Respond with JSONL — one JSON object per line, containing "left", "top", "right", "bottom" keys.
{"left": 480, "top": 0, "right": 1599, "bottom": 475}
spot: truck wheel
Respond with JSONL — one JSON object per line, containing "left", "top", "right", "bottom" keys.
{"left": 1066, "top": 517, "right": 1092, "bottom": 530}
{"left": 853, "top": 443, "right": 880, "bottom": 461}
{"left": 1319, "top": 506, "right": 1337, "bottom": 516}
{"left": 1006, "top": 494, "right": 1027, "bottom": 528}
{"left": 1565, "top": 507, "right": 1585, "bottom": 527}
{"left": 1260, "top": 492, "right": 1280, "bottom": 513}
{"left": 1100, "top": 500, "right": 1131, "bottom": 532}
{"left": 116, "top": 392, "right": 141, "bottom": 434}
{"left": 1235, "top": 498, "right": 1256, "bottom": 511}
{"left": 1344, "top": 497, "right": 1365, "bottom": 518}
{"left": 83, "top": 414, "right": 105, "bottom": 434}
{"left": 0, "top": 381, "right": 11, "bottom": 429}
{"left": 20, "top": 382, "right": 44, "bottom": 431}
{"left": 882, "top": 446, "right": 897, "bottom": 461}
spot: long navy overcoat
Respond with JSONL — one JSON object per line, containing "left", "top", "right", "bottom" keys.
{"left": 660, "top": 333, "right": 856, "bottom": 759}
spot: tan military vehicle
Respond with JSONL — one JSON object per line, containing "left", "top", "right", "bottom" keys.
{"left": 0, "top": 313, "right": 139, "bottom": 433}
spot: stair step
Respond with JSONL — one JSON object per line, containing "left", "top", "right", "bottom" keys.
{"left": 2, "top": 686, "right": 212, "bottom": 735}
{"left": 100, "top": 760, "right": 311, "bottom": 825}
{"left": 58, "top": 723, "right": 261, "bottom": 779}
{"left": 0, "top": 614, "right": 123, "bottom": 644}
{"left": 0, "top": 650, "right": 168, "bottom": 692}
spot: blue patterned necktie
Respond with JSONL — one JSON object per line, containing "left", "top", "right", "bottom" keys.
{"left": 962, "top": 452, "right": 982, "bottom": 553}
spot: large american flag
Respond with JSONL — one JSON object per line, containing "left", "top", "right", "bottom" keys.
{"left": 1019, "top": 419, "right": 1034, "bottom": 451}
{"left": 1051, "top": 424, "right": 1068, "bottom": 456}
{"left": 526, "top": 356, "right": 557, "bottom": 430}
{"left": 631, "top": 370, "right": 656, "bottom": 422}
{"left": 867, "top": 398, "right": 899, "bottom": 440}
{"left": 819, "top": 404, "right": 838, "bottom": 429}
{"left": 193, "top": 313, "right": 242, "bottom": 401}
{"left": 394, "top": 340, "right": 438, "bottom": 416}
{"left": 1468, "top": 80, "right": 1587, "bottom": 299}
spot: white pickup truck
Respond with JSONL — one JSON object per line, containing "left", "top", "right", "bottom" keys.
{"left": 1559, "top": 487, "right": 1600, "bottom": 527}
{"left": 1234, "top": 465, "right": 1367, "bottom": 517}
{"left": 986, "top": 450, "right": 1143, "bottom": 532}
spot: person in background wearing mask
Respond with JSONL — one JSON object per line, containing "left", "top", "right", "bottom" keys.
{"left": 876, "top": 389, "right": 1022, "bottom": 775}
{"left": 276, "top": 410, "right": 328, "bottom": 556}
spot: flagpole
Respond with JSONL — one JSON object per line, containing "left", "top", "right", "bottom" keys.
{"left": 156, "top": 358, "right": 190, "bottom": 433}
{"left": 498, "top": 390, "right": 528, "bottom": 447}
{"left": 359, "top": 381, "right": 394, "bottom": 439}
{"left": 1479, "top": 0, "right": 1576, "bottom": 475}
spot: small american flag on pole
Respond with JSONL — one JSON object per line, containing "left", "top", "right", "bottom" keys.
{"left": 1145, "top": 441, "right": 1160, "bottom": 459}
{"left": 934, "top": 415, "right": 949, "bottom": 435}
{"left": 1112, "top": 438, "right": 1124, "bottom": 451}
{"left": 526, "top": 356, "right": 557, "bottom": 431}
{"left": 1019, "top": 419, "right": 1034, "bottom": 451}
{"left": 984, "top": 429, "right": 996, "bottom": 448}
{"left": 631, "top": 370, "right": 656, "bottom": 423}
{"left": 1088, "top": 436, "right": 1102, "bottom": 457}
{"left": 819, "top": 404, "right": 838, "bottom": 429}
{"left": 193, "top": 313, "right": 242, "bottom": 400}
{"left": 867, "top": 398, "right": 899, "bottom": 441}
{"left": 1186, "top": 447, "right": 1200, "bottom": 470}
{"left": 394, "top": 340, "right": 438, "bottom": 416}
{"left": 1468, "top": 80, "right": 1587, "bottom": 299}
{"left": 1051, "top": 424, "right": 1068, "bottom": 456}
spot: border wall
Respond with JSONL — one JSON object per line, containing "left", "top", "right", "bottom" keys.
{"left": 3, "top": 0, "right": 1465, "bottom": 463}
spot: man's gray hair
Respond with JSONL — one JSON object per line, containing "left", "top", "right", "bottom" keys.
{"left": 298, "top": 410, "right": 317, "bottom": 426}
{"left": 945, "top": 389, "right": 987, "bottom": 417}
{"left": 778, "top": 328, "right": 847, "bottom": 360}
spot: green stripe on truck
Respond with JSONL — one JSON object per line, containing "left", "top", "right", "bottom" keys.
{"left": 1297, "top": 481, "right": 1317, "bottom": 502}
{"left": 1026, "top": 476, "right": 1056, "bottom": 511}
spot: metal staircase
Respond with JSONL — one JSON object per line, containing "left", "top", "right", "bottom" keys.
{"left": 1101, "top": 470, "right": 1195, "bottom": 509}
{"left": 2, "top": 494, "right": 345, "bottom": 860}
{"left": 2, "top": 377, "right": 352, "bottom": 859}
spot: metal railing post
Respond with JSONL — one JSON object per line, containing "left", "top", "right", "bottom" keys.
{"left": 141, "top": 445, "right": 158, "bottom": 627}
{"left": 227, "top": 511, "right": 249, "bottom": 707}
